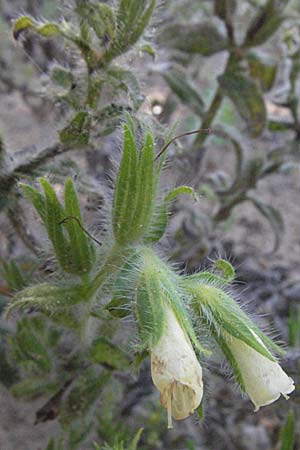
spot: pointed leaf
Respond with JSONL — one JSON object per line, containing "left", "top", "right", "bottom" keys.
{"left": 162, "top": 68, "right": 205, "bottom": 116}
{"left": 280, "top": 410, "right": 295, "bottom": 450}
{"left": 160, "top": 19, "right": 228, "bottom": 55}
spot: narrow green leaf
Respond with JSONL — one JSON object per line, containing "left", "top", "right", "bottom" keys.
{"left": 218, "top": 71, "right": 266, "bottom": 137}
{"left": 280, "top": 410, "right": 295, "bottom": 450}
{"left": 160, "top": 20, "right": 228, "bottom": 55}
{"left": 130, "top": 428, "right": 144, "bottom": 450}
{"left": 162, "top": 69, "right": 205, "bottom": 116}
{"left": 244, "top": 0, "right": 287, "bottom": 48}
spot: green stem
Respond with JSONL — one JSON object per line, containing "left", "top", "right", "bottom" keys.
{"left": 88, "top": 244, "right": 122, "bottom": 297}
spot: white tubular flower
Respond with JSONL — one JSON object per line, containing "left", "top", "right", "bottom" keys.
{"left": 151, "top": 306, "right": 203, "bottom": 428}
{"left": 223, "top": 330, "right": 295, "bottom": 411}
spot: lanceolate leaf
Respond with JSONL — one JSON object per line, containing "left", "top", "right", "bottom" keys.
{"left": 280, "top": 410, "right": 295, "bottom": 450}
{"left": 243, "top": 0, "right": 288, "bottom": 48}
{"left": 162, "top": 68, "right": 205, "bottom": 116}
{"left": 218, "top": 71, "right": 266, "bottom": 137}
{"left": 161, "top": 20, "right": 228, "bottom": 55}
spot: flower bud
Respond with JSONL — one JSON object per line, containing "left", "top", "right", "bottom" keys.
{"left": 223, "top": 330, "right": 295, "bottom": 411}
{"left": 151, "top": 306, "right": 203, "bottom": 428}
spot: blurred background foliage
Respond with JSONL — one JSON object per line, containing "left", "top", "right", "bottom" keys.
{"left": 0, "top": 0, "right": 299, "bottom": 449}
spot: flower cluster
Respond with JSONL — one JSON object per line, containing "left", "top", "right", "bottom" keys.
{"left": 130, "top": 250, "right": 295, "bottom": 428}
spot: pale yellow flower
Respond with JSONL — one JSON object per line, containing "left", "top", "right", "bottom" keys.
{"left": 223, "top": 330, "right": 295, "bottom": 410}
{"left": 151, "top": 306, "right": 203, "bottom": 428}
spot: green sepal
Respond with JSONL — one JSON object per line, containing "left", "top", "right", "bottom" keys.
{"left": 162, "top": 273, "right": 210, "bottom": 355}
{"left": 88, "top": 336, "right": 130, "bottom": 370}
{"left": 209, "top": 319, "right": 246, "bottom": 391}
{"left": 188, "top": 283, "right": 282, "bottom": 360}
{"left": 134, "top": 267, "right": 165, "bottom": 349}
{"left": 112, "top": 124, "right": 137, "bottom": 244}
{"left": 144, "top": 186, "right": 196, "bottom": 243}
{"left": 131, "top": 132, "right": 156, "bottom": 241}
{"left": 59, "top": 111, "right": 91, "bottom": 146}
{"left": 63, "top": 177, "right": 95, "bottom": 275}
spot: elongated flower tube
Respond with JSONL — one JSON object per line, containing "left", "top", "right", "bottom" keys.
{"left": 223, "top": 330, "right": 295, "bottom": 411}
{"left": 150, "top": 306, "right": 203, "bottom": 428}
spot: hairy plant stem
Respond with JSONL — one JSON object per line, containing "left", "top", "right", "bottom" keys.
{"left": 88, "top": 244, "right": 123, "bottom": 297}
